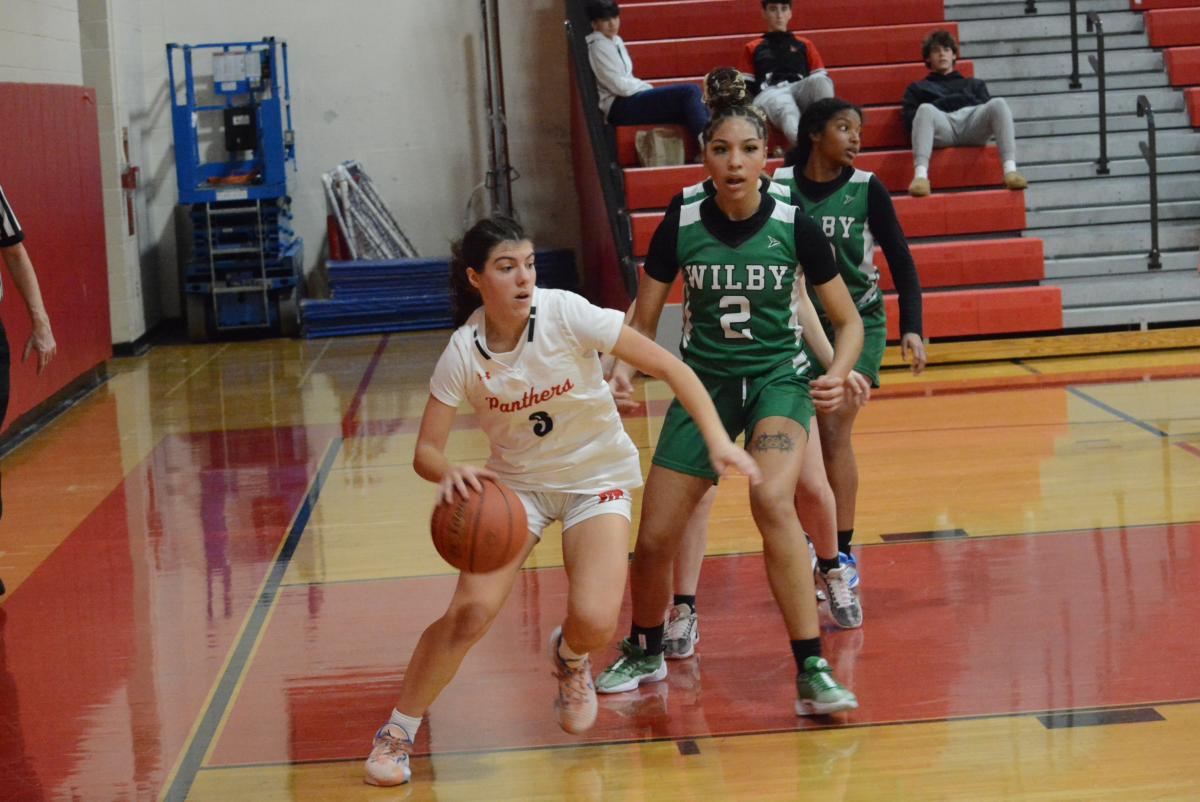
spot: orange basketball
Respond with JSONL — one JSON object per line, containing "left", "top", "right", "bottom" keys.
{"left": 430, "top": 477, "right": 528, "bottom": 573}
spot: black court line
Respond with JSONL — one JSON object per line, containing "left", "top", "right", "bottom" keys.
{"left": 1011, "top": 358, "right": 1042, "bottom": 375}
{"left": 1066, "top": 385, "right": 1170, "bottom": 439}
{"left": 1038, "top": 707, "right": 1164, "bottom": 730}
{"left": 196, "top": 697, "right": 1200, "bottom": 772}
{"left": 880, "top": 528, "right": 968, "bottom": 543}
{"left": 162, "top": 335, "right": 390, "bottom": 802}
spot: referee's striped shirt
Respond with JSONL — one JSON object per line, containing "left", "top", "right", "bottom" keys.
{"left": 0, "top": 183, "right": 24, "bottom": 247}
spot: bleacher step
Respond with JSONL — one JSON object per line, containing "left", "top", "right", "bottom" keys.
{"left": 988, "top": 70, "right": 1169, "bottom": 97}
{"left": 1037, "top": 219, "right": 1200, "bottom": 258}
{"left": 1051, "top": 265, "right": 1200, "bottom": 306}
{"left": 1021, "top": 153, "right": 1200, "bottom": 182}
{"left": 1006, "top": 86, "right": 1181, "bottom": 119}
{"left": 1045, "top": 249, "right": 1199, "bottom": 279}
{"left": 962, "top": 33, "right": 1146, "bottom": 58}
{"left": 1063, "top": 298, "right": 1200, "bottom": 328}
{"left": 947, "top": 0, "right": 1128, "bottom": 21}
{"left": 1027, "top": 198, "right": 1200, "bottom": 228}
{"left": 1016, "top": 109, "right": 1191, "bottom": 138}
{"left": 1018, "top": 127, "right": 1200, "bottom": 164}
{"left": 1025, "top": 171, "right": 1200, "bottom": 208}
{"left": 958, "top": 11, "right": 1143, "bottom": 43}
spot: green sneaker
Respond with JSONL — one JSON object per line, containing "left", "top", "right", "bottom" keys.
{"left": 595, "top": 638, "right": 667, "bottom": 694}
{"left": 795, "top": 656, "right": 858, "bottom": 716}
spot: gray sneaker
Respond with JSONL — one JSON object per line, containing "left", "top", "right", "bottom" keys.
{"left": 818, "top": 566, "right": 863, "bottom": 629}
{"left": 663, "top": 603, "right": 699, "bottom": 659}
{"left": 596, "top": 638, "right": 667, "bottom": 693}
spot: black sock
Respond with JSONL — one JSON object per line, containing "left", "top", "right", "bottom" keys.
{"left": 673, "top": 594, "right": 696, "bottom": 613}
{"left": 837, "top": 529, "right": 854, "bottom": 556}
{"left": 791, "top": 637, "right": 822, "bottom": 671}
{"left": 631, "top": 623, "right": 665, "bottom": 656}
{"left": 817, "top": 556, "right": 840, "bottom": 574}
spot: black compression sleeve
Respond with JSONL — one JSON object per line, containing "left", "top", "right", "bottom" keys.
{"left": 793, "top": 214, "right": 839, "bottom": 286}
{"left": 643, "top": 196, "right": 683, "bottom": 284}
{"left": 867, "top": 176, "right": 923, "bottom": 338}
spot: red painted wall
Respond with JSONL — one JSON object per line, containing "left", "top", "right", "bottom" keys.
{"left": 0, "top": 83, "right": 111, "bottom": 430}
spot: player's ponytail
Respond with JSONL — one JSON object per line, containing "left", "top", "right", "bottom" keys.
{"left": 784, "top": 97, "right": 864, "bottom": 169}
{"left": 450, "top": 215, "right": 528, "bottom": 327}
{"left": 700, "top": 67, "right": 767, "bottom": 146}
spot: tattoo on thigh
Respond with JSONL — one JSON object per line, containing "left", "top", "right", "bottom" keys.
{"left": 750, "top": 431, "right": 795, "bottom": 453}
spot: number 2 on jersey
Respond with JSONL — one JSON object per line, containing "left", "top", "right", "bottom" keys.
{"left": 719, "top": 295, "right": 753, "bottom": 339}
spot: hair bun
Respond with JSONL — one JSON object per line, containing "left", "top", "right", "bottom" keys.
{"left": 703, "top": 67, "right": 749, "bottom": 113}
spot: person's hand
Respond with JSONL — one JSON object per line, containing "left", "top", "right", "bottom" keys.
{"left": 846, "top": 370, "right": 871, "bottom": 408}
{"left": 437, "top": 465, "right": 498, "bottom": 504}
{"left": 23, "top": 319, "right": 56, "bottom": 375}
{"left": 811, "top": 373, "right": 847, "bottom": 413}
{"left": 901, "top": 332, "right": 927, "bottom": 376}
{"left": 607, "top": 361, "right": 640, "bottom": 413}
{"left": 709, "top": 442, "right": 762, "bottom": 485}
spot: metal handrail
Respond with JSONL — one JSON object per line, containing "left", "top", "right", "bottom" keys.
{"left": 1136, "top": 95, "right": 1162, "bottom": 271}
{"left": 1068, "top": 0, "right": 1082, "bottom": 89}
{"left": 1087, "top": 12, "right": 1110, "bottom": 175}
{"left": 563, "top": 2, "right": 638, "bottom": 299}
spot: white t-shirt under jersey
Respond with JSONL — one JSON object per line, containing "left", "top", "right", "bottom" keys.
{"left": 429, "top": 287, "right": 643, "bottom": 494}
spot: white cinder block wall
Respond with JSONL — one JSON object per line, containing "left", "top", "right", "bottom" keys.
{"left": 0, "top": 0, "right": 82, "bottom": 84}
{"left": 3, "top": 0, "right": 582, "bottom": 345}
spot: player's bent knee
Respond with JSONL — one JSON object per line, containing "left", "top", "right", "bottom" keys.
{"left": 444, "top": 601, "right": 499, "bottom": 646}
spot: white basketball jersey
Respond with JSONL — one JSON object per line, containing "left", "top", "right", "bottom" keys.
{"left": 429, "top": 287, "right": 643, "bottom": 494}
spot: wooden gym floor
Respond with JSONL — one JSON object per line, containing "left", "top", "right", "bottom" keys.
{"left": 1, "top": 331, "right": 1199, "bottom": 801}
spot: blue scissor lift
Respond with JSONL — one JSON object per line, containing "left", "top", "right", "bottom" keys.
{"left": 167, "top": 38, "right": 302, "bottom": 340}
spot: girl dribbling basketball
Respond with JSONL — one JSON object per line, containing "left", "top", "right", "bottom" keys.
{"left": 363, "top": 216, "right": 759, "bottom": 787}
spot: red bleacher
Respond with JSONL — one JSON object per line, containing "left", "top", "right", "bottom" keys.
{"left": 613, "top": 104, "right": 907, "bottom": 166}
{"left": 1134, "top": 4, "right": 1200, "bottom": 128}
{"left": 569, "top": 0, "right": 1061, "bottom": 340}
{"left": 626, "top": 22, "right": 957, "bottom": 77}
{"left": 630, "top": 190, "right": 1027, "bottom": 254}
{"left": 623, "top": 147, "right": 1003, "bottom": 210}
{"left": 618, "top": 0, "right": 945, "bottom": 41}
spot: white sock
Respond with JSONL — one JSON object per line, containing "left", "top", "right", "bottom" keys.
{"left": 557, "top": 635, "right": 587, "bottom": 666}
{"left": 913, "top": 165, "right": 928, "bottom": 180}
{"left": 388, "top": 709, "right": 422, "bottom": 741}
{"left": 1003, "top": 160, "right": 1017, "bottom": 174}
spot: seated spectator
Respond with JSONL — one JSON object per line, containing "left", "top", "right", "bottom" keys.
{"left": 585, "top": 0, "right": 709, "bottom": 143}
{"left": 739, "top": 1, "right": 834, "bottom": 146}
{"left": 902, "top": 30, "right": 1028, "bottom": 197}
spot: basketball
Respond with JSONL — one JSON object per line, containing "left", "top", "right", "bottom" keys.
{"left": 430, "top": 477, "right": 528, "bottom": 573}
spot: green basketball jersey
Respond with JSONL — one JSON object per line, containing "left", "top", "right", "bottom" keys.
{"left": 772, "top": 166, "right": 881, "bottom": 316}
{"left": 675, "top": 197, "right": 811, "bottom": 379}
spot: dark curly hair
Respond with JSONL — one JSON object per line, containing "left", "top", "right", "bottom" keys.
{"left": 921, "top": 29, "right": 959, "bottom": 67}
{"left": 700, "top": 67, "right": 767, "bottom": 146}
{"left": 783, "top": 97, "right": 863, "bottom": 169}
{"left": 449, "top": 215, "right": 528, "bottom": 327}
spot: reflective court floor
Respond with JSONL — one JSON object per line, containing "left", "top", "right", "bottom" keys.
{"left": 1, "top": 332, "right": 1199, "bottom": 801}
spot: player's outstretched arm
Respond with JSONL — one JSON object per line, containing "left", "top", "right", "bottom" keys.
{"left": 610, "top": 326, "right": 761, "bottom": 484}
{"left": 414, "top": 394, "right": 496, "bottom": 503}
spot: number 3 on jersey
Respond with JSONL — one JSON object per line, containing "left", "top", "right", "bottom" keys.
{"left": 719, "top": 295, "right": 753, "bottom": 339}
{"left": 529, "top": 411, "right": 554, "bottom": 437}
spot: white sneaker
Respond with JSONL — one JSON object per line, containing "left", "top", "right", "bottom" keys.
{"left": 819, "top": 566, "right": 863, "bottom": 629}
{"left": 363, "top": 725, "right": 412, "bottom": 786}
{"left": 549, "top": 626, "right": 598, "bottom": 734}
{"left": 663, "top": 603, "right": 699, "bottom": 659}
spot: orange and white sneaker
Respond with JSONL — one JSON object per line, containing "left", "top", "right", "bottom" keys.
{"left": 363, "top": 725, "right": 412, "bottom": 786}
{"left": 548, "top": 626, "right": 598, "bottom": 734}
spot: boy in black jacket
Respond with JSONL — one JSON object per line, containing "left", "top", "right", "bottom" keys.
{"left": 902, "top": 30, "right": 1027, "bottom": 197}
{"left": 739, "top": 1, "right": 834, "bottom": 146}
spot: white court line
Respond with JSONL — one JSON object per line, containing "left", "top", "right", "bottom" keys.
{"left": 164, "top": 343, "right": 231, "bottom": 397}
{"left": 295, "top": 339, "right": 332, "bottom": 389}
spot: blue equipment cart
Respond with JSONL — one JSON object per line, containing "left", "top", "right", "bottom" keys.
{"left": 167, "top": 38, "right": 302, "bottom": 339}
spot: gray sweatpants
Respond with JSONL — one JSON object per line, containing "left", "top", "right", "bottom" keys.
{"left": 911, "top": 98, "right": 1017, "bottom": 168}
{"left": 753, "top": 73, "right": 835, "bottom": 145}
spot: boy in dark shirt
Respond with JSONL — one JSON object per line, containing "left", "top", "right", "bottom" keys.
{"left": 901, "top": 30, "right": 1027, "bottom": 196}
{"left": 738, "top": 1, "right": 834, "bottom": 146}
